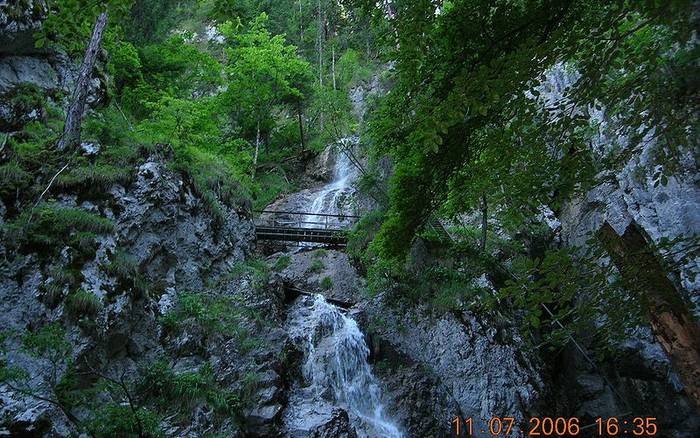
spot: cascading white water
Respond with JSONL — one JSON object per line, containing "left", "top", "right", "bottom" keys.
{"left": 283, "top": 140, "right": 402, "bottom": 436}
{"left": 285, "top": 295, "right": 403, "bottom": 437}
{"left": 303, "top": 137, "right": 359, "bottom": 229}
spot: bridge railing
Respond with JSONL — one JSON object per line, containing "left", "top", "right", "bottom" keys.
{"left": 253, "top": 210, "right": 360, "bottom": 230}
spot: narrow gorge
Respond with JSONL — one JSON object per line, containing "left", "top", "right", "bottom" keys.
{"left": 1, "top": 1, "right": 699, "bottom": 438}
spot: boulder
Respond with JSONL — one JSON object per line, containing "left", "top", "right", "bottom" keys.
{"left": 311, "top": 409, "right": 357, "bottom": 438}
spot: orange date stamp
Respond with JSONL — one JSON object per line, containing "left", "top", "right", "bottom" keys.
{"left": 452, "top": 416, "right": 659, "bottom": 436}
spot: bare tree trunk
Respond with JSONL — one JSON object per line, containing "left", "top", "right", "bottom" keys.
{"left": 297, "top": 100, "right": 306, "bottom": 152}
{"left": 317, "top": 0, "right": 324, "bottom": 133}
{"left": 332, "top": 45, "right": 336, "bottom": 91}
{"left": 298, "top": 0, "right": 303, "bottom": 43}
{"left": 252, "top": 121, "right": 261, "bottom": 181}
{"left": 56, "top": 12, "right": 108, "bottom": 152}
{"left": 318, "top": 0, "right": 323, "bottom": 88}
{"left": 597, "top": 222, "right": 700, "bottom": 412}
{"left": 480, "top": 194, "right": 487, "bottom": 251}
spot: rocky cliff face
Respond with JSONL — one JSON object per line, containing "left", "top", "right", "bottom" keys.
{"left": 0, "top": 147, "right": 264, "bottom": 435}
{"left": 0, "top": 1, "right": 108, "bottom": 132}
{"left": 545, "top": 64, "right": 700, "bottom": 437}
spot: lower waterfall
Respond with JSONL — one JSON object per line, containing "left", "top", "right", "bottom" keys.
{"left": 284, "top": 295, "right": 403, "bottom": 437}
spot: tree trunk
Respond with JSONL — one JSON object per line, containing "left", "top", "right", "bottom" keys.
{"left": 318, "top": 0, "right": 323, "bottom": 88}
{"left": 317, "top": 0, "right": 324, "bottom": 134}
{"left": 297, "top": 100, "right": 306, "bottom": 152}
{"left": 332, "top": 45, "right": 336, "bottom": 91}
{"left": 597, "top": 222, "right": 700, "bottom": 412}
{"left": 252, "top": 121, "right": 261, "bottom": 181}
{"left": 56, "top": 12, "right": 108, "bottom": 152}
{"left": 480, "top": 194, "right": 487, "bottom": 251}
{"left": 298, "top": 0, "right": 303, "bottom": 44}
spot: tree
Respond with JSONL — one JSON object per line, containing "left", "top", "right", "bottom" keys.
{"left": 598, "top": 222, "right": 700, "bottom": 410}
{"left": 356, "top": 0, "right": 696, "bottom": 261}
{"left": 57, "top": 12, "right": 109, "bottom": 152}
{"left": 220, "top": 13, "right": 312, "bottom": 179}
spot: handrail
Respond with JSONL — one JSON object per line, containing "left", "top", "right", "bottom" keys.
{"left": 254, "top": 209, "right": 361, "bottom": 218}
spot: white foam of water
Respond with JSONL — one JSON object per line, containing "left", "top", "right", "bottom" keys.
{"left": 293, "top": 295, "right": 403, "bottom": 437}
{"left": 303, "top": 137, "right": 359, "bottom": 229}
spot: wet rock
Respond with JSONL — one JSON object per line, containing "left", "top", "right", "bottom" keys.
{"left": 113, "top": 155, "right": 254, "bottom": 292}
{"left": 282, "top": 295, "right": 402, "bottom": 437}
{"left": 360, "top": 296, "right": 543, "bottom": 438}
{"left": 79, "top": 141, "right": 100, "bottom": 157}
{"left": 378, "top": 363, "right": 460, "bottom": 437}
{"left": 307, "top": 145, "right": 336, "bottom": 182}
{"left": 0, "top": 2, "right": 109, "bottom": 132}
{"left": 245, "top": 404, "right": 283, "bottom": 436}
{"left": 544, "top": 63, "right": 700, "bottom": 436}
{"left": 3, "top": 403, "right": 52, "bottom": 437}
{"left": 311, "top": 409, "right": 357, "bottom": 438}
{"left": 272, "top": 249, "right": 363, "bottom": 305}
{"left": 0, "top": 150, "right": 257, "bottom": 436}
{"left": 349, "top": 70, "right": 386, "bottom": 122}
{"left": 0, "top": 87, "right": 46, "bottom": 131}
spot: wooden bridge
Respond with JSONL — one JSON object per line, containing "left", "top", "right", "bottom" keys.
{"left": 254, "top": 210, "right": 359, "bottom": 246}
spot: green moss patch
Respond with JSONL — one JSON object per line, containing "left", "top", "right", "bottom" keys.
{"left": 3, "top": 204, "right": 114, "bottom": 256}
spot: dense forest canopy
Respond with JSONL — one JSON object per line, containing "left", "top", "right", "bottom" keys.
{"left": 354, "top": 0, "right": 698, "bottom": 260}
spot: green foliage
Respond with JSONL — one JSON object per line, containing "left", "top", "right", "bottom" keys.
{"left": 218, "top": 12, "right": 313, "bottom": 166}
{"left": 103, "top": 251, "right": 149, "bottom": 298}
{"left": 309, "top": 258, "right": 324, "bottom": 274}
{"left": 36, "top": 0, "right": 134, "bottom": 56}
{"left": 320, "top": 276, "right": 333, "bottom": 290}
{"left": 0, "top": 83, "right": 46, "bottom": 123}
{"left": 336, "top": 49, "right": 373, "bottom": 88}
{"left": 0, "top": 162, "right": 32, "bottom": 197}
{"left": 108, "top": 40, "right": 143, "bottom": 92}
{"left": 273, "top": 255, "right": 291, "bottom": 271}
{"left": 360, "top": 0, "right": 696, "bottom": 262}
{"left": 160, "top": 291, "right": 253, "bottom": 348}
{"left": 88, "top": 403, "right": 163, "bottom": 438}
{"left": 252, "top": 169, "right": 296, "bottom": 210}
{"left": 171, "top": 145, "right": 252, "bottom": 224}
{"left": 5, "top": 115, "right": 64, "bottom": 182}
{"left": 365, "top": 256, "right": 402, "bottom": 297}
{"left": 65, "top": 289, "right": 103, "bottom": 317}
{"left": 21, "top": 322, "right": 72, "bottom": 361}
{"left": 223, "top": 258, "right": 271, "bottom": 289}
{"left": 138, "top": 361, "right": 242, "bottom": 418}
{"left": 498, "top": 246, "right": 643, "bottom": 351}
{"left": 40, "top": 282, "right": 66, "bottom": 308}
{"left": 3, "top": 204, "right": 114, "bottom": 255}
{"left": 128, "top": 0, "right": 193, "bottom": 44}
{"left": 346, "top": 210, "right": 385, "bottom": 265}
{"left": 54, "top": 162, "right": 132, "bottom": 192}
{"left": 122, "top": 35, "right": 223, "bottom": 118}
{"left": 82, "top": 108, "right": 139, "bottom": 153}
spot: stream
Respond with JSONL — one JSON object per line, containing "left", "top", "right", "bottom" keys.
{"left": 280, "top": 140, "right": 403, "bottom": 437}
{"left": 303, "top": 136, "right": 359, "bottom": 230}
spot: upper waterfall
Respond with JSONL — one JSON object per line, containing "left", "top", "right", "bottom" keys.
{"left": 303, "top": 136, "right": 360, "bottom": 229}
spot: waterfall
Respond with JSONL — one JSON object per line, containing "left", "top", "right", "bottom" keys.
{"left": 303, "top": 137, "right": 359, "bottom": 229}
{"left": 285, "top": 295, "right": 403, "bottom": 437}
{"left": 282, "top": 139, "right": 401, "bottom": 436}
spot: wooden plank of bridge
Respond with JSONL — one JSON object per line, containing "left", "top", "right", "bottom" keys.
{"left": 283, "top": 284, "right": 354, "bottom": 309}
{"left": 253, "top": 210, "right": 356, "bottom": 246}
